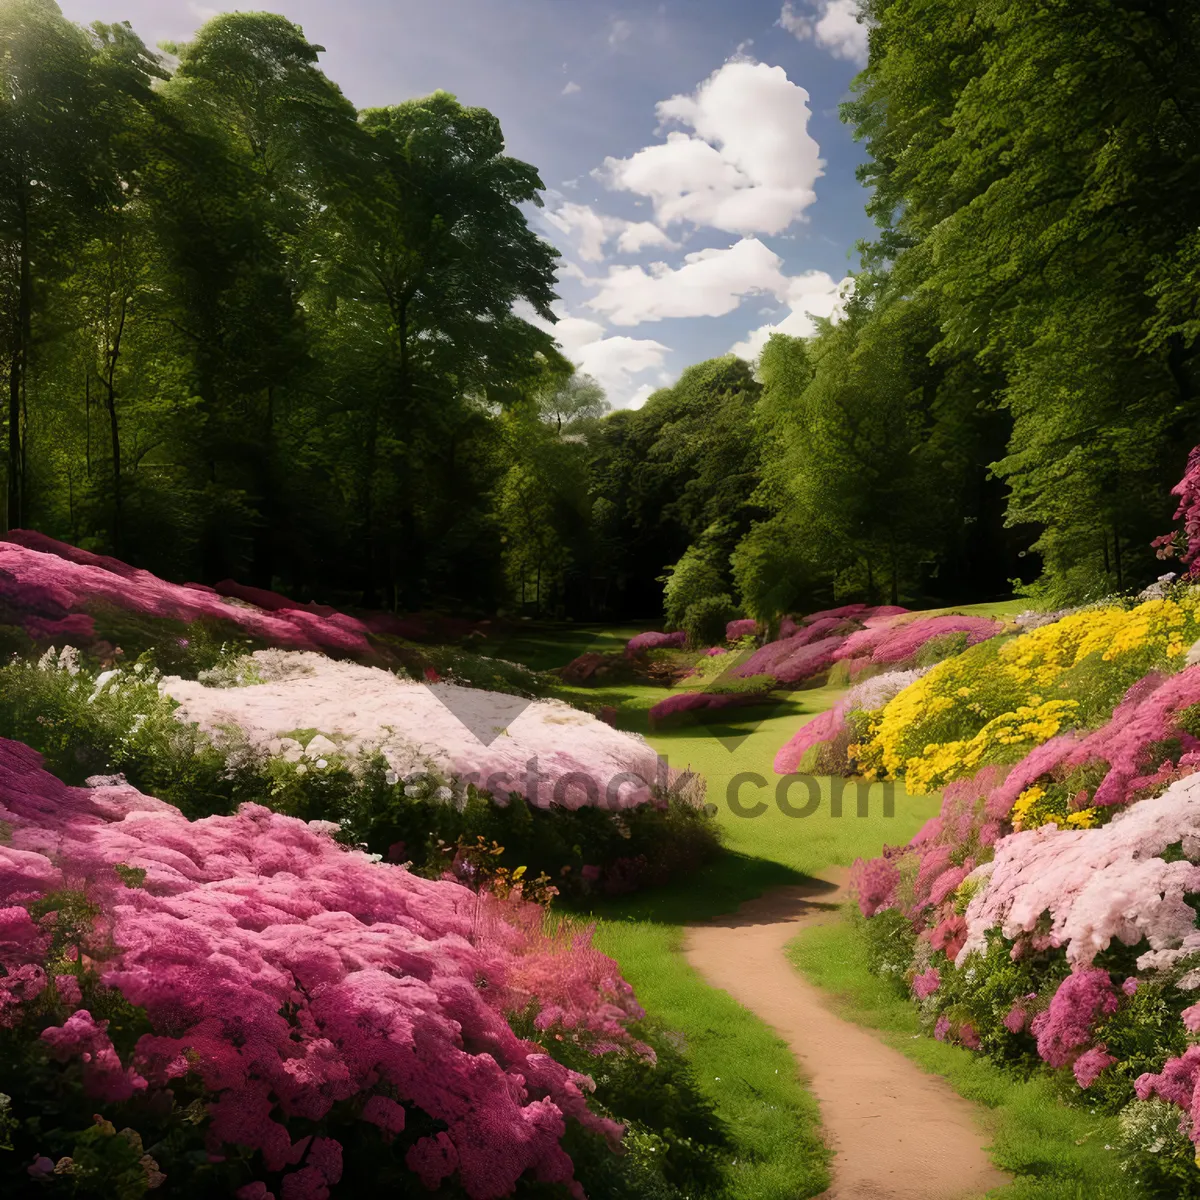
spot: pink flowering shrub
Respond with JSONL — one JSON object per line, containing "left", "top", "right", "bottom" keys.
{"left": 0, "top": 531, "right": 373, "bottom": 658}
{"left": 623, "top": 631, "right": 687, "bottom": 658}
{"left": 725, "top": 618, "right": 758, "bottom": 641}
{"left": 0, "top": 737, "right": 693, "bottom": 1198}
{"left": 648, "top": 687, "right": 774, "bottom": 727}
{"left": 1153, "top": 446, "right": 1200, "bottom": 576}
{"left": 833, "top": 615, "right": 1001, "bottom": 668}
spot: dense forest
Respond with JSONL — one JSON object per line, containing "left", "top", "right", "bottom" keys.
{"left": 2, "top": 0, "right": 1199, "bottom": 627}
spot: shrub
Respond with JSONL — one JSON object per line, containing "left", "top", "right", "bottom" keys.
{"left": 624, "top": 631, "right": 687, "bottom": 658}
{"left": 662, "top": 542, "right": 727, "bottom": 632}
{"left": 680, "top": 595, "right": 737, "bottom": 650}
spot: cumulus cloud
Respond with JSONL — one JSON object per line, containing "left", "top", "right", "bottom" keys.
{"left": 512, "top": 302, "right": 672, "bottom": 410}
{"left": 583, "top": 237, "right": 794, "bottom": 326}
{"left": 562, "top": 81, "right": 582, "bottom": 95}
{"left": 615, "top": 222, "right": 679, "bottom": 254}
{"left": 598, "top": 60, "right": 824, "bottom": 236}
{"left": 779, "top": 0, "right": 869, "bottom": 66}
{"left": 542, "top": 202, "right": 678, "bottom": 264}
{"left": 730, "top": 271, "right": 853, "bottom": 360}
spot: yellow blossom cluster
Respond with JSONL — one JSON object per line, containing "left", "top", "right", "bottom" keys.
{"left": 853, "top": 594, "right": 1200, "bottom": 794}
{"left": 902, "top": 700, "right": 1079, "bottom": 794}
{"left": 1009, "top": 785, "right": 1100, "bottom": 832}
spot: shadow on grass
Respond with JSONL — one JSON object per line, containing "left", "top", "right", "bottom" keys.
{"left": 567, "top": 848, "right": 820, "bottom": 927}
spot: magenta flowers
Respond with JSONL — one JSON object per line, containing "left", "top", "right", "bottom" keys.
{"left": 0, "top": 739, "right": 645, "bottom": 1198}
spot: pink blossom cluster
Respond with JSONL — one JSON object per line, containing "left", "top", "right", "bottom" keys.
{"left": 0, "top": 531, "right": 372, "bottom": 657}
{"left": 648, "top": 688, "right": 772, "bottom": 725}
{"left": 727, "top": 604, "right": 999, "bottom": 694}
{"left": 623, "top": 630, "right": 687, "bottom": 658}
{"left": 1029, "top": 968, "right": 1118, "bottom": 1068}
{"left": 1153, "top": 445, "right": 1200, "bottom": 575}
{"left": 958, "top": 774, "right": 1200, "bottom": 970}
{"left": 725, "top": 618, "right": 758, "bottom": 641}
{"left": 0, "top": 739, "right": 645, "bottom": 1198}
{"left": 832, "top": 615, "right": 1001, "bottom": 668}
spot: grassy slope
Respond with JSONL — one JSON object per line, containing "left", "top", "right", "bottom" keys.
{"left": 493, "top": 603, "right": 1141, "bottom": 1199}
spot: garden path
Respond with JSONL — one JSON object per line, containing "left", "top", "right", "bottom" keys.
{"left": 684, "top": 867, "right": 1010, "bottom": 1200}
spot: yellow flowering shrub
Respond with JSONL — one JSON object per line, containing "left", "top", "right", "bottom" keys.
{"left": 854, "top": 594, "right": 1200, "bottom": 794}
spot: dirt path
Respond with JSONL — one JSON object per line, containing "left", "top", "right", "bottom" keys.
{"left": 684, "top": 869, "right": 1010, "bottom": 1200}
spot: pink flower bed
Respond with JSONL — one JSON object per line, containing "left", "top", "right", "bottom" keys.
{"left": 648, "top": 688, "right": 772, "bottom": 726}
{"left": 726, "top": 604, "right": 994, "bottom": 692}
{"left": 0, "top": 531, "right": 372, "bottom": 657}
{"left": 725, "top": 618, "right": 758, "bottom": 641}
{"left": 832, "top": 615, "right": 1000, "bottom": 667}
{"left": 623, "top": 631, "right": 686, "bottom": 658}
{"left": 0, "top": 738, "right": 645, "bottom": 1197}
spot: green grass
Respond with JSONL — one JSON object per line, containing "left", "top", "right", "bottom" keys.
{"left": 788, "top": 917, "right": 1142, "bottom": 1200}
{"left": 915, "top": 598, "right": 1034, "bottom": 621}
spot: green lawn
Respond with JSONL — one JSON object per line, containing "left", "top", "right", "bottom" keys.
{"left": 497, "top": 614, "right": 1143, "bottom": 1199}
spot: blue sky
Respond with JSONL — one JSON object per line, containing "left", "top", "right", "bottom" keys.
{"left": 59, "top": 0, "right": 877, "bottom": 406}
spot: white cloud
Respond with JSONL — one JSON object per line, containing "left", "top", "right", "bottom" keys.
{"left": 583, "top": 237, "right": 793, "bottom": 326}
{"left": 730, "top": 271, "right": 853, "bottom": 360}
{"left": 626, "top": 383, "right": 660, "bottom": 410}
{"left": 512, "top": 302, "right": 672, "bottom": 409}
{"left": 615, "top": 221, "right": 679, "bottom": 255}
{"left": 188, "top": 1, "right": 220, "bottom": 18}
{"left": 598, "top": 60, "right": 824, "bottom": 237}
{"left": 576, "top": 335, "right": 672, "bottom": 404}
{"left": 542, "top": 202, "right": 678, "bottom": 264}
{"left": 562, "top": 81, "right": 582, "bottom": 95}
{"left": 608, "top": 18, "right": 633, "bottom": 46}
{"left": 779, "top": 1, "right": 869, "bottom": 66}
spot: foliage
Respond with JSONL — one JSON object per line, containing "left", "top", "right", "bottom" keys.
{"left": 679, "top": 594, "right": 738, "bottom": 651}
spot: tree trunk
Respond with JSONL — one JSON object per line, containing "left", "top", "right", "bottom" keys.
{"left": 104, "top": 294, "right": 129, "bottom": 555}
{"left": 250, "top": 386, "right": 276, "bottom": 589}
{"left": 7, "top": 192, "right": 31, "bottom": 532}
{"left": 1113, "top": 522, "right": 1123, "bottom": 588}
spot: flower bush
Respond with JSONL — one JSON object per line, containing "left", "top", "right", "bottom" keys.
{"left": 648, "top": 677, "right": 777, "bottom": 728}
{"left": 0, "top": 532, "right": 373, "bottom": 660}
{"left": 0, "top": 740, "right": 726, "bottom": 1198}
{"left": 851, "top": 595, "right": 1200, "bottom": 793}
{"left": 623, "top": 631, "right": 687, "bottom": 658}
{"left": 773, "top": 667, "right": 931, "bottom": 776}
{"left": 724, "top": 603, "right": 999, "bottom": 696}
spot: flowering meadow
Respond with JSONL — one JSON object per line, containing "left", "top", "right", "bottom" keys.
{"left": 817, "top": 575, "right": 1200, "bottom": 1188}
{"left": 844, "top": 595, "right": 1200, "bottom": 794}
{"left": 0, "top": 539, "right": 719, "bottom": 902}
